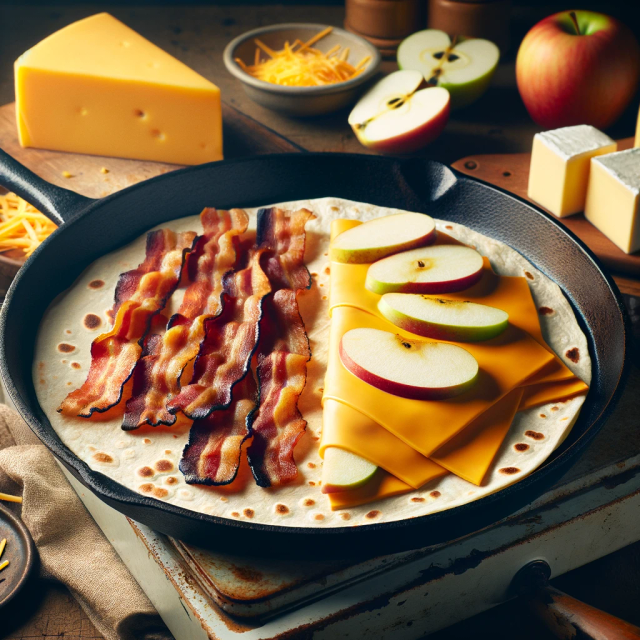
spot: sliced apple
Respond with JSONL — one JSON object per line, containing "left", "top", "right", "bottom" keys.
{"left": 365, "top": 245, "right": 484, "bottom": 295}
{"left": 379, "top": 294, "right": 509, "bottom": 342}
{"left": 331, "top": 212, "right": 436, "bottom": 264}
{"left": 397, "top": 30, "right": 500, "bottom": 109}
{"left": 348, "top": 70, "right": 450, "bottom": 154}
{"left": 339, "top": 327, "right": 479, "bottom": 400}
{"left": 321, "top": 447, "right": 378, "bottom": 494}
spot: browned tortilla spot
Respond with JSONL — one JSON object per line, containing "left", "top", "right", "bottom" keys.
{"left": 540, "top": 413, "right": 546, "bottom": 419}
{"left": 514, "top": 443, "right": 530, "bottom": 452}
{"left": 139, "top": 483, "right": 154, "bottom": 493}
{"left": 93, "top": 452, "right": 113, "bottom": 463}
{"left": 154, "top": 459, "right": 174, "bottom": 472}
{"left": 365, "top": 510, "right": 380, "bottom": 519}
{"left": 165, "top": 449, "right": 172, "bottom": 454}
{"left": 538, "top": 306, "right": 554, "bottom": 315}
{"left": 314, "top": 513, "right": 325, "bottom": 521}
{"left": 500, "top": 467, "right": 520, "bottom": 475}
{"left": 411, "top": 497, "right": 425, "bottom": 503}
{"left": 307, "top": 462, "right": 316, "bottom": 469}
{"left": 430, "top": 491, "right": 441, "bottom": 498}
{"left": 58, "top": 343, "right": 75, "bottom": 353}
{"left": 71, "top": 362, "right": 81, "bottom": 369}
{"left": 276, "top": 504, "right": 289, "bottom": 515}
{"left": 165, "top": 477, "right": 178, "bottom": 485}
{"left": 243, "top": 508, "right": 255, "bottom": 519}
{"left": 220, "top": 497, "right": 228, "bottom": 502}
{"left": 153, "top": 487, "right": 168, "bottom": 499}
{"left": 524, "top": 271, "right": 534, "bottom": 280}
{"left": 308, "top": 481, "right": 316, "bottom": 486}
{"left": 565, "top": 347, "right": 580, "bottom": 363}
{"left": 445, "top": 225, "right": 453, "bottom": 230}
{"left": 324, "top": 266, "right": 330, "bottom": 275}
{"left": 303, "top": 499, "right": 315, "bottom": 507}
{"left": 88, "top": 279, "right": 105, "bottom": 289}
{"left": 65, "top": 330, "right": 72, "bottom": 335}
{"left": 143, "top": 438, "right": 152, "bottom": 445}
{"left": 138, "top": 466, "right": 154, "bottom": 477}
{"left": 83, "top": 313, "right": 102, "bottom": 330}
{"left": 340, "top": 512, "right": 351, "bottom": 520}
{"left": 231, "top": 511, "right": 240, "bottom": 518}
{"left": 551, "top": 406, "right": 558, "bottom": 412}
{"left": 525, "top": 430, "right": 545, "bottom": 440}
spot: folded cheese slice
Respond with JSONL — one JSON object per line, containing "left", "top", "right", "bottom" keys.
{"left": 323, "top": 218, "right": 589, "bottom": 508}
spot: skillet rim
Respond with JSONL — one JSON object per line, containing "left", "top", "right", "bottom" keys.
{"left": 0, "top": 152, "right": 629, "bottom": 540}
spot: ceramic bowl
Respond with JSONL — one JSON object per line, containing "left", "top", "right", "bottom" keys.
{"left": 223, "top": 23, "right": 381, "bottom": 117}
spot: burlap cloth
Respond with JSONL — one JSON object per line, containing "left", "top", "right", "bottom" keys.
{"left": 0, "top": 404, "right": 173, "bottom": 640}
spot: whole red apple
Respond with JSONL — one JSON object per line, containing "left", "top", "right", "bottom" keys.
{"left": 516, "top": 10, "right": 640, "bottom": 129}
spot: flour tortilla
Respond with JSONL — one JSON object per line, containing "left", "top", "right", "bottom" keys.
{"left": 33, "top": 198, "right": 590, "bottom": 528}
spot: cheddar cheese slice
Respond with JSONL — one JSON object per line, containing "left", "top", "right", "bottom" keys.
{"left": 15, "top": 13, "right": 222, "bottom": 165}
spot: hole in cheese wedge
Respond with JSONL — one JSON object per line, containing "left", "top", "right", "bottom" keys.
{"left": 330, "top": 212, "right": 435, "bottom": 264}
{"left": 339, "top": 327, "right": 479, "bottom": 400}
{"left": 321, "top": 447, "right": 378, "bottom": 494}
{"left": 365, "top": 244, "right": 484, "bottom": 295}
{"left": 378, "top": 294, "right": 509, "bottom": 342}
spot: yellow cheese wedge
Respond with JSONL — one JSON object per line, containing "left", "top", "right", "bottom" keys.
{"left": 15, "top": 13, "right": 222, "bottom": 165}
{"left": 584, "top": 149, "right": 640, "bottom": 255}
{"left": 527, "top": 125, "right": 616, "bottom": 218}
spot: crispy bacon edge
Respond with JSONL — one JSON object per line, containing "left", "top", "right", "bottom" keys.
{"left": 247, "top": 289, "right": 311, "bottom": 487}
{"left": 178, "top": 207, "right": 314, "bottom": 486}
{"left": 58, "top": 229, "right": 198, "bottom": 418}
{"left": 122, "top": 209, "right": 249, "bottom": 430}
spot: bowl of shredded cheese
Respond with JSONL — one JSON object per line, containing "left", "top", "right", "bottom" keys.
{"left": 224, "top": 24, "right": 381, "bottom": 116}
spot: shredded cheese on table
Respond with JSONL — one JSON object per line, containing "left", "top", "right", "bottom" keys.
{"left": 0, "top": 492, "right": 23, "bottom": 503}
{"left": 0, "top": 538, "right": 6, "bottom": 572}
{"left": 0, "top": 191, "right": 57, "bottom": 257}
{"left": 236, "top": 27, "right": 371, "bottom": 87}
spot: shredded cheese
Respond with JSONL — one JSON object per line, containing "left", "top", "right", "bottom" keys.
{"left": 0, "top": 538, "right": 5, "bottom": 559}
{"left": 0, "top": 560, "right": 8, "bottom": 572}
{"left": 236, "top": 27, "right": 371, "bottom": 87}
{"left": 0, "top": 192, "right": 57, "bottom": 257}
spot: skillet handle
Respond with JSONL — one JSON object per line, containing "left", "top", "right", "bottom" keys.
{"left": 0, "top": 148, "right": 94, "bottom": 225}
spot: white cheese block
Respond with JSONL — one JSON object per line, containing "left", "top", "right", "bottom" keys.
{"left": 585, "top": 148, "right": 640, "bottom": 254}
{"left": 528, "top": 125, "right": 616, "bottom": 218}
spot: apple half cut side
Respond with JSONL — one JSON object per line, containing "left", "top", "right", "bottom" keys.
{"left": 365, "top": 244, "right": 484, "bottom": 295}
{"left": 397, "top": 30, "right": 500, "bottom": 110}
{"left": 330, "top": 212, "right": 436, "bottom": 264}
{"left": 339, "top": 327, "right": 479, "bottom": 400}
{"left": 348, "top": 69, "right": 450, "bottom": 154}
{"left": 379, "top": 294, "right": 509, "bottom": 342}
{"left": 321, "top": 447, "right": 378, "bottom": 494}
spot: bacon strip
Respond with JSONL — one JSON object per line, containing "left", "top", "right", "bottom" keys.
{"left": 122, "top": 209, "right": 248, "bottom": 429}
{"left": 58, "top": 229, "right": 197, "bottom": 417}
{"left": 167, "top": 249, "right": 271, "bottom": 420}
{"left": 247, "top": 289, "right": 311, "bottom": 487}
{"left": 180, "top": 373, "right": 258, "bottom": 485}
{"left": 177, "top": 207, "right": 315, "bottom": 485}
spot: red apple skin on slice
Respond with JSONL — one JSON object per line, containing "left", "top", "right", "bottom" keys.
{"left": 378, "top": 294, "right": 509, "bottom": 342}
{"left": 365, "top": 245, "right": 484, "bottom": 295}
{"left": 331, "top": 212, "right": 436, "bottom": 264}
{"left": 339, "top": 328, "right": 479, "bottom": 400}
{"left": 366, "top": 93, "right": 450, "bottom": 155}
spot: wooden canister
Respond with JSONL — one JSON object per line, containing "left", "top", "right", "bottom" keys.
{"left": 345, "top": 0, "right": 424, "bottom": 57}
{"left": 427, "top": 0, "right": 511, "bottom": 54}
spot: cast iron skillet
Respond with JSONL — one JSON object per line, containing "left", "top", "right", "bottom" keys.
{"left": 0, "top": 149, "right": 628, "bottom": 557}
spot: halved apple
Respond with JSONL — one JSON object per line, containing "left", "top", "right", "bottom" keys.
{"left": 365, "top": 245, "right": 484, "bottom": 295}
{"left": 331, "top": 212, "right": 436, "bottom": 264}
{"left": 339, "top": 327, "right": 479, "bottom": 399}
{"left": 379, "top": 294, "right": 509, "bottom": 342}
{"left": 348, "top": 70, "right": 450, "bottom": 154}
{"left": 397, "top": 30, "right": 500, "bottom": 109}
{"left": 321, "top": 447, "right": 378, "bottom": 494}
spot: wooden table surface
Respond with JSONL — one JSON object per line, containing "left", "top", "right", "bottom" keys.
{"left": 1, "top": 3, "right": 640, "bottom": 640}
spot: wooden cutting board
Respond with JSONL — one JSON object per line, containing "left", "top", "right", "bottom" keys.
{"left": 452, "top": 139, "right": 640, "bottom": 284}
{"left": 0, "top": 101, "right": 300, "bottom": 294}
